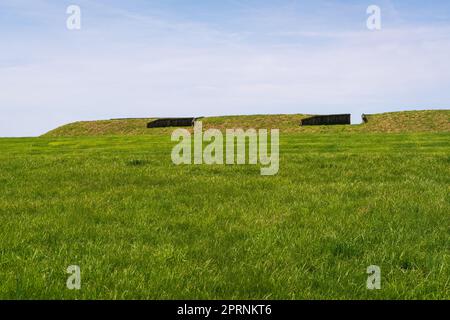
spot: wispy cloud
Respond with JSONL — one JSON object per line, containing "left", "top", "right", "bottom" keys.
{"left": 1, "top": 1, "right": 449, "bottom": 136}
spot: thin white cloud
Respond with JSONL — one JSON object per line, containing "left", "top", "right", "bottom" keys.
{"left": 0, "top": 1, "right": 449, "bottom": 136}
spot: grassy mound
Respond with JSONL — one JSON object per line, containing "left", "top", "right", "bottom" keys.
{"left": 43, "top": 118, "right": 156, "bottom": 137}
{"left": 42, "top": 110, "right": 450, "bottom": 137}
{"left": 362, "top": 110, "right": 450, "bottom": 133}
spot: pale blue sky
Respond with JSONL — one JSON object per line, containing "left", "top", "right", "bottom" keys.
{"left": 1, "top": 0, "right": 450, "bottom": 136}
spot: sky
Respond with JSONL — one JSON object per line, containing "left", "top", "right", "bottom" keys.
{"left": 1, "top": 0, "right": 450, "bottom": 137}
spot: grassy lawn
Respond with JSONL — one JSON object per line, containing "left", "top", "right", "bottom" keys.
{"left": 0, "top": 132, "right": 449, "bottom": 299}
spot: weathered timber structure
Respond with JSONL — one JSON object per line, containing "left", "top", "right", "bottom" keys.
{"left": 147, "top": 117, "right": 200, "bottom": 128}
{"left": 300, "top": 114, "right": 351, "bottom": 126}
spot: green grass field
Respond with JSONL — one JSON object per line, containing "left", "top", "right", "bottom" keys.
{"left": 0, "top": 111, "right": 449, "bottom": 299}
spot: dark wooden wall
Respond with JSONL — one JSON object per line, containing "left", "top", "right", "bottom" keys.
{"left": 301, "top": 114, "right": 351, "bottom": 126}
{"left": 147, "top": 118, "right": 197, "bottom": 128}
